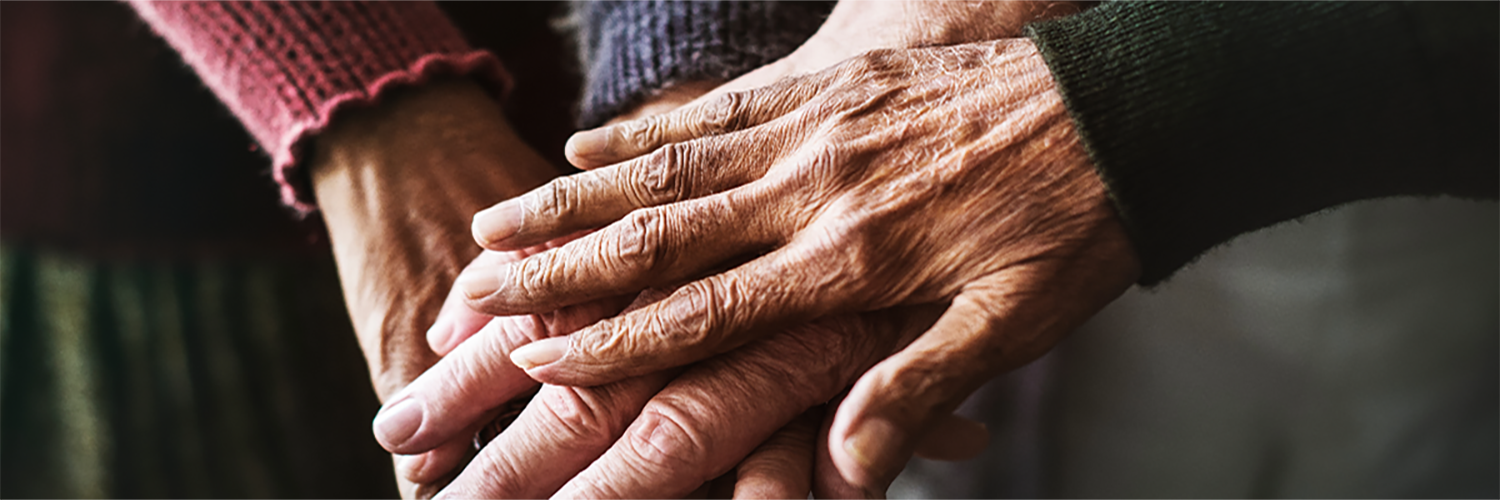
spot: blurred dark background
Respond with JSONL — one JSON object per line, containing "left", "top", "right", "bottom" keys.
{"left": 0, "top": 2, "right": 580, "bottom": 497}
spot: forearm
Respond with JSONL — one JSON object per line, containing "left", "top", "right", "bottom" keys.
{"left": 1027, "top": 1, "right": 1499, "bottom": 284}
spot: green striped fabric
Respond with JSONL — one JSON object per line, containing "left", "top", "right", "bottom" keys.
{"left": 1, "top": 245, "right": 396, "bottom": 498}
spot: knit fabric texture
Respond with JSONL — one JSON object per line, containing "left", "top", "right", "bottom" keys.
{"left": 569, "top": 0, "right": 833, "bottom": 129}
{"left": 130, "top": 1, "right": 510, "bottom": 213}
{"left": 1026, "top": 2, "right": 1498, "bottom": 285}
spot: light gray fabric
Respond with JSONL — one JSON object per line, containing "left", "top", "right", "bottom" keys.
{"left": 894, "top": 197, "right": 1498, "bottom": 498}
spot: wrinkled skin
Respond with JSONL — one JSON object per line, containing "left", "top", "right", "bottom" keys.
{"left": 310, "top": 82, "right": 861, "bottom": 498}
{"left": 308, "top": 79, "right": 560, "bottom": 498}
{"left": 458, "top": 38, "right": 1141, "bottom": 489}
{"left": 363, "top": 2, "right": 1109, "bottom": 497}
{"left": 401, "top": 276, "right": 943, "bottom": 498}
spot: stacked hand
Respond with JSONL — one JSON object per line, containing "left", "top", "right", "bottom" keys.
{"left": 442, "top": 37, "right": 1138, "bottom": 495}
{"left": 333, "top": 2, "right": 1132, "bottom": 498}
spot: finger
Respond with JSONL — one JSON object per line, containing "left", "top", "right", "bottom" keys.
{"left": 508, "top": 242, "right": 856, "bottom": 387}
{"left": 426, "top": 261, "right": 498, "bottom": 356}
{"left": 393, "top": 455, "right": 430, "bottom": 500}
{"left": 472, "top": 125, "right": 797, "bottom": 252}
{"left": 732, "top": 407, "right": 819, "bottom": 499}
{"left": 430, "top": 236, "right": 591, "bottom": 355}
{"left": 813, "top": 398, "right": 873, "bottom": 499}
{"left": 436, "top": 290, "right": 679, "bottom": 499}
{"left": 395, "top": 436, "right": 474, "bottom": 486}
{"left": 435, "top": 374, "right": 675, "bottom": 499}
{"left": 829, "top": 260, "right": 1132, "bottom": 491}
{"left": 550, "top": 310, "right": 918, "bottom": 499}
{"left": 565, "top": 74, "right": 829, "bottom": 169}
{"left": 375, "top": 296, "right": 625, "bottom": 454}
{"left": 462, "top": 188, "right": 787, "bottom": 315}
{"left": 812, "top": 406, "right": 987, "bottom": 497}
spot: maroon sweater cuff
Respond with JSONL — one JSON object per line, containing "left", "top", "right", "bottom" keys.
{"left": 130, "top": 1, "right": 510, "bottom": 214}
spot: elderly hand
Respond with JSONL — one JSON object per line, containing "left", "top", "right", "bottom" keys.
{"left": 380, "top": 97, "right": 985, "bottom": 500}
{"left": 309, "top": 79, "right": 561, "bottom": 497}
{"left": 384, "top": 279, "right": 965, "bottom": 498}
{"left": 458, "top": 38, "right": 1141, "bottom": 489}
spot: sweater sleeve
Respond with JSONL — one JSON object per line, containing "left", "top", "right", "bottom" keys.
{"left": 129, "top": 1, "right": 511, "bottom": 214}
{"left": 1025, "top": 2, "right": 1499, "bottom": 285}
{"left": 569, "top": 0, "right": 834, "bottom": 129}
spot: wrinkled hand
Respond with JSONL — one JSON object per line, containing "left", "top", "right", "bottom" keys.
{"left": 460, "top": 39, "right": 1141, "bottom": 489}
{"left": 388, "top": 277, "right": 959, "bottom": 498}
{"left": 381, "top": 78, "right": 985, "bottom": 499}
{"left": 309, "top": 79, "right": 559, "bottom": 497}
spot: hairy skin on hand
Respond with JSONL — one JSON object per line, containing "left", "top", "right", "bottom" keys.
{"left": 308, "top": 79, "right": 559, "bottom": 498}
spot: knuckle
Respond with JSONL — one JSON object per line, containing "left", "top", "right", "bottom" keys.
{"left": 696, "top": 91, "right": 743, "bottom": 134}
{"left": 539, "top": 386, "right": 621, "bottom": 444}
{"left": 534, "top": 176, "right": 582, "bottom": 223}
{"left": 801, "top": 220, "right": 886, "bottom": 300}
{"left": 857, "top": 48, "right": 901, "bottom": 73}
{"left": 509, "top": 253, "right": 555, "bottom": 301}
{"left": 806, "top": 142, "right": 852, "bottom": 181}
{"left": 624, "top": 403, "right": 710, "bottom": 474}
{"left": 619, "top": 117, "right": 664, "bottom": 152}
{"left": 668, "top": 280, "right": 728, "bottom": 351}
{"left": 574, "top": 317, "right": 638, "bottom": 360}
{"left": 630, "top": 144, "right": 689, "bottom": 205}
{"left": 611, "top": 209, "right": 668, "bottom": 275}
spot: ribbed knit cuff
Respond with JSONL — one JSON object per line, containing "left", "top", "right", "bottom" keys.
{"left": 130, "top": 1, "right": 510, "bottom": 214}
{"left": 570, "top": 0, "right": 833, "bottom": 129}
{"left": 1026, "top": 2, "right": 1498, "bottom": 285}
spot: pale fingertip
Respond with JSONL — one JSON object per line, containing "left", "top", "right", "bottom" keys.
{"left": 472, "top": 202, "right": 523, "bottom": 248}
{"left": 840, "top": 417, "right": 904, "bottom": 489}
{"left": 455, "top": 268, "right": 502, "bottom": 302}
{"left": 509, "top": 336, "right": 568, "bottom": 371}
{"left": 426, "top": 318, "right": 456, "bottom": 355}
{"left": 564, "top": 127, "right": 613, "bottom": 168}
{"left": 373, "top": 398, "right": 426, "bottom": 451}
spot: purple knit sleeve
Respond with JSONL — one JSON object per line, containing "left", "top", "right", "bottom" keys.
{"left": 129, "top": 1, "right": 510, "bottom": 213}
{"left": 569, "top": 0, "right": 834, "bottom": 129}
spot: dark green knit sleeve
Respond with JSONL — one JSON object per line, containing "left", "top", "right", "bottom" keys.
{"left": 1025, "top": 2, "right": 1498, "bottom": 285}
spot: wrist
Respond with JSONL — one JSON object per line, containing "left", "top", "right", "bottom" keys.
{"left": 309, "top": 79, "right": 560, "bottom": 399}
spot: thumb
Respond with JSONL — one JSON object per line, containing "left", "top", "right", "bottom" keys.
{"left": 827, "top": 265, "right": 1106, "bottom": 491}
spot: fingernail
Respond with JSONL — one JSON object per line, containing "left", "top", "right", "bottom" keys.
{"left": 373, "top": 398, "right": 425, "bottom": 448}
{"left": 510, "top": 336, "right": 567, "bottom": 370}
{"left": 426, "top": 317, "right": 455, "bottom": 354}
{"left": 843, "top": 418, "right": 903, "bottom": 486}
{"left": 394, "top": 453, "right": 425, "bottom": 481}
{"left": 473, "top": 202, "right": 522, "bottom": 246}
{"left": 456, "top": 268, "right": 501, "bottom": 301}
{"left": 565, "top": 128, "right": 612, "bottom": 162}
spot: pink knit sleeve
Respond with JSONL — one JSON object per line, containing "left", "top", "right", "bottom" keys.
{"left": 129, "top": 1, "right": 510, "bottom": 213}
